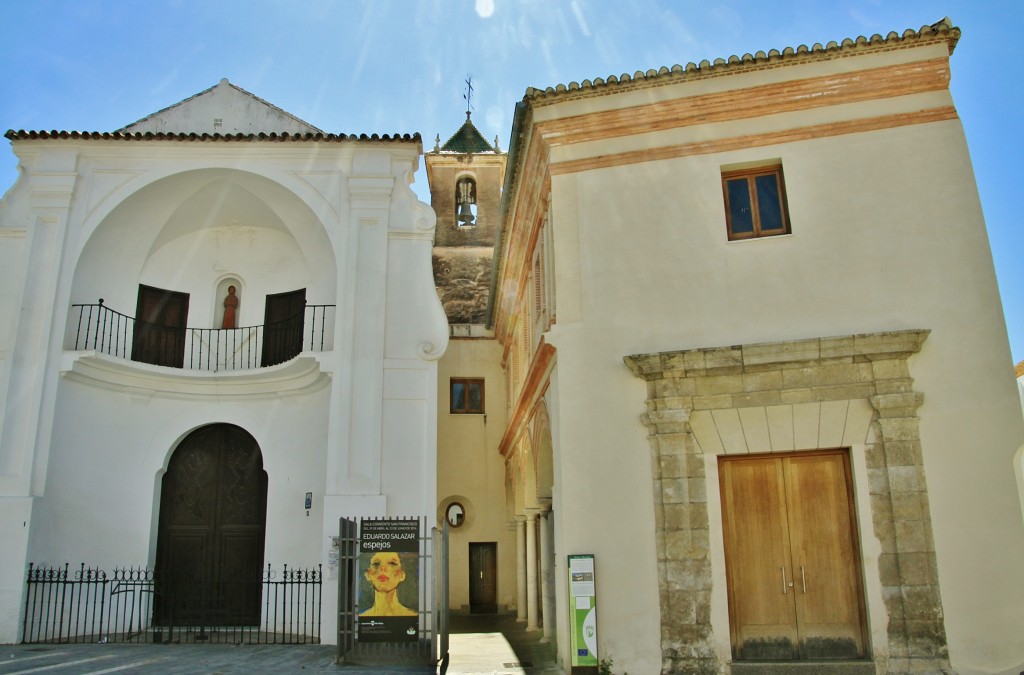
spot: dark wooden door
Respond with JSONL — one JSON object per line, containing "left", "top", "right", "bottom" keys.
{"left": 469, "top": 543, "right": 497, "bottom": 614}
{"left": 132, "top": 284, "right": 189, "bottom": 367}
{"left": 155, "top": 424, "right": 267, "bottom": 625}
{"left": 720, "top": 451, "right": 867, "bottom": 661}
{"left": 261, "top": 288, "right": 305, "bottom": 367}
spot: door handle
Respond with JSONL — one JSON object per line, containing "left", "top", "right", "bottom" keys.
{"left": 800, "top": 566, "right": 806, "bottom": 594}
{"left": 781, "top": 566, "right": 787, "bottom": 594}
{"left": 480, "top": 571, "right": 483, "bottom": 579}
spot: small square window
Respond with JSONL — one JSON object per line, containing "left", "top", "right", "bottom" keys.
{"left": 722, "top": 165, "right": 791, "bottom": 240}
{"left": 450, "top": 378, "right": 485, "bottom": 414}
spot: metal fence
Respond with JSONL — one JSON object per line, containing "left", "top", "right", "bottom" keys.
{"left": 23, "top": 563, "right": 322, "bottom": 645}
{"left": 68, "top": 301, "right": 335, "bottom": 372}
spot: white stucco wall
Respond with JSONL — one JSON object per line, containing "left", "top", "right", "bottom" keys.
{"left": 29, "top": 369, "right": 330, "bottom": 569}
{"left": 122, "top": 79, "right": 321, "bottom": 136}
{"left": 0, "top": 131, "right": 446, "bottom": 644}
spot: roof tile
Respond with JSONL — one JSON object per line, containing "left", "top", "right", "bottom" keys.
{"left": 523, "top": 18, "right": 960, "bottom": 103}
{"left": 4, "top": 130, "right": 421, "bottom": 143}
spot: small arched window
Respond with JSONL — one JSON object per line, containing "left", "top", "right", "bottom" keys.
{"left": 455, "top": 176, "right": 477, "bottom": 227}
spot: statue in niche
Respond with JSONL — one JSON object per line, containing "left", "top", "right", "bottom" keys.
{"left": 222, "top": 286, "right": 239, "bottom": 329}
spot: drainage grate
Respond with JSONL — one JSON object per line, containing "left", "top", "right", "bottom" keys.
{"left": 503, "top": 662, "right": 532, "bottom": 668}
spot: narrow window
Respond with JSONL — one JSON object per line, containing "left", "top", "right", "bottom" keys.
{"left": 722, "top": 165, "right": 791, "bottom": 240}
{"left": 455, "top": 176, "right": 478, "bottom": 227}
{"left": 451, "top": 378, "right": 485, "bottom": 414}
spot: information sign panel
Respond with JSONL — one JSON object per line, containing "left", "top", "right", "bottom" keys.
{"left": 568, "top": 554, "right": 598, "bottom": 668}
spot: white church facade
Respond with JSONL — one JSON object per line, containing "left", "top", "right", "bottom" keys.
{"left": 2, "top": 17, "right": 1024, "bottom": 675}
{"left": 0, "top": 79, "right": 448, "bottom": 646}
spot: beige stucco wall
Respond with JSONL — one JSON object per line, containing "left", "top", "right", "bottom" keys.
{"left": 541, "top": 110, "right": 1024, "bottom": 673}
{"left": 436, "top": 337, "right": 515, "bottom": 612}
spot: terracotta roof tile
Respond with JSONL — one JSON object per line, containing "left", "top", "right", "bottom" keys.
{"left": 1015, "top": 360, "right": 1024, "bottom": 378}
{"left": 523, "top": 18, "right": 960, "bottom": 103}
{"left": 4, "top": 130, "right": 421, "bottom": 143}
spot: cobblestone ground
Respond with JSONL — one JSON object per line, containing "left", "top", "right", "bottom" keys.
{"left": 0, "top": 615, "right": 562, "bottom": 675}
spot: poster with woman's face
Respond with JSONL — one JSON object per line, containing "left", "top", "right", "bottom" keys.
{"left": 358, "top": 519, "right": 419, "bottom": 642}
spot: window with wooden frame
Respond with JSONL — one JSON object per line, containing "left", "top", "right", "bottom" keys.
{"left": 450, "top": 378, "right": 485, "bottom": 414}
{"left": 722, "top": 164, "right": 791, "bottom": 240}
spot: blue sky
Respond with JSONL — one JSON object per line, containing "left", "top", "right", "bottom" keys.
{"left": 2, "top": 0, "right": 1021, "bottom": 362}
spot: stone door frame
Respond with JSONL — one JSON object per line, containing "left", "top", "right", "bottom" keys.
{"left": 625, "top": 330, "right": 950, "bottom": 675}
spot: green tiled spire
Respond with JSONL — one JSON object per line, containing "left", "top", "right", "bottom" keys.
{"left": 438, "top": 113, "right": 494, "bottom": 153}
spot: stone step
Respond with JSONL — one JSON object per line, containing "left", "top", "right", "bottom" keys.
{"left": 731, "top": 661, "right": 875, "bottom": 675}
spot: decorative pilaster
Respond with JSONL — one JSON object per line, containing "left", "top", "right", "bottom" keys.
{"left": 516, "top": 517, "right": 527, "bottom": 622}
{"left": 539, "top": 508, "right": 554, "bottom": 642}
{"left": 868, "top": 372, "right": 950, "bottom": 673}
{"left": 641, "top": 408, "right": 717, "bottom": 674}
{"left": 525, "top": 510, "right": 539, "bottom": 631}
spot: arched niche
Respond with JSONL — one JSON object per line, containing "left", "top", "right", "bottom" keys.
{"left": 68, "top": 169, "right": 336, "bottom": 330}
{"left": 214, "top": 277, "right": 243, "bottom": 329}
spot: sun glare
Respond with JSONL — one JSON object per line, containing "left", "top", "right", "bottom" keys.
{"left": 475, "top": 0, "right": 495, "bottom": 19}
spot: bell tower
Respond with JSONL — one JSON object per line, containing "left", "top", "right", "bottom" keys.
{"left": 426, "top": 107, "right": 506, "bottom": 326}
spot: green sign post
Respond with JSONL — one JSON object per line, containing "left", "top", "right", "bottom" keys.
{"left": 567, "top": 554, "right": 598, "bottom": 671}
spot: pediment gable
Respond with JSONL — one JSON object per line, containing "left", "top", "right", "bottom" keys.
{"left": 118, "top": 78, "right": 323, "bottom": 135}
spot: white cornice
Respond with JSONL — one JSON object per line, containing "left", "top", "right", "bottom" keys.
{"left": 60, "top": 351, "right": 332, "bottom": 400}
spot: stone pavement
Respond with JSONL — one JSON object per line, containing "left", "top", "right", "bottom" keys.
{"left": 443, "top": 614, "right": 561, "bottom": 675}
{"left": 0, "top": 614, "right": 562, "bottom": 675}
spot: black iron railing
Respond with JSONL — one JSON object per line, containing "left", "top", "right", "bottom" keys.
{"left": 23, "top": 563, "right": 322, "bottom": 645}
{"left": 68, "top": 301, "right": 335, "bottom": 371}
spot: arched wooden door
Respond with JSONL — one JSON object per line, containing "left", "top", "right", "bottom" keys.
{"left": 155, "top": 424, "right": 268, "bottom": 625}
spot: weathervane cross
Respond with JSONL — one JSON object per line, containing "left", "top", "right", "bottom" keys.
{"left": 463, "top": 76, "right": 475, "bottom": 117}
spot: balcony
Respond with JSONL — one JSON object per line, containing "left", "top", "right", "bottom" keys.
{"left": 68, "top": 300, "right": 335, "bottom": 372}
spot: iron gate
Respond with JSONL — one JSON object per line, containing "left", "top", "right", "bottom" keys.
{"left": 335, "top": 516, "right": 447, "bottom": 666}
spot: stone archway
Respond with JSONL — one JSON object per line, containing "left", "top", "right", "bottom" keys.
{"left": 625, "top": 330, "right": 949, "bottom": 674}
{"left": 155, "top": 424, "right": 268, "bottom": 625}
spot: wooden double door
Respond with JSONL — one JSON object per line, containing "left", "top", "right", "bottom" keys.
{"left": 719, "top": 450, "right": 867, "bottom": 661}
{"left": 155, "top": 425, "right": 268, "bottom": 625}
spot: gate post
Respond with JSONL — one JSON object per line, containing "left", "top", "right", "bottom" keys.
{"left": 335, "top": 517, "right": 358, "bottom": 662}
{"left": 435, "top": 520, "right": 449, "bottom": 669}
